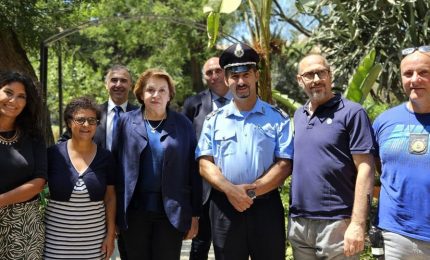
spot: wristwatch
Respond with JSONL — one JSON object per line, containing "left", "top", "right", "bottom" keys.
{"left": 246, "top": 189, "right": 256, "bottom": 200}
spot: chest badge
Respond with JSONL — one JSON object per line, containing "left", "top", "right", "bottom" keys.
{"left": 409, "top": 133, "right": 429, "bottom": 155}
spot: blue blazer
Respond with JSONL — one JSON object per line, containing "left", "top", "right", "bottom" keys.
{"left": 113, "top": 107, "right": 202, "bottom": 232}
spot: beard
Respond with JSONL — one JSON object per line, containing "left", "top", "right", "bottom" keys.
{"left": 310, "top": 90, "right": 327, "bottom": 102}
{"left": 234, "top": 84, "right": 251, "bottom": 99}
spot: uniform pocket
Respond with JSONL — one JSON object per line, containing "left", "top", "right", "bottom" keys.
{"left": 214, "top": 129, "right": 237, "bottom": 156}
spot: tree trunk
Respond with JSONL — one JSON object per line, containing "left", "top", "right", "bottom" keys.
{"left": 0, "top": 28, "right": 37, "bottom": 78}
{"left": 0, "top": 27, "right": 53, "bottom": 144}
{"left": 190, "top": 55, "right": 204, "bottom": 93}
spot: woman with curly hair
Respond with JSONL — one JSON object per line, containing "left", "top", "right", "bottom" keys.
{"left": 44, "top": 97, "right": 116, "bottom": 259}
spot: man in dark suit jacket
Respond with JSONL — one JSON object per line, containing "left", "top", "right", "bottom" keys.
{"left": 99, "top": 65, "right": 139, "bottom": 150}
{"left": 182, "top": 57, "right": 231, "bottom": 260}
{"left": 58, "top": 65, "right": 138, "bottom": 150}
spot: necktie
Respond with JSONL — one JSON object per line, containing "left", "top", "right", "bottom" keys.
{"left": 217, "top": 96, "right": 227, "bottom": 107}
{"left": 112, "top": 106, "right": 123, "bottom": 141}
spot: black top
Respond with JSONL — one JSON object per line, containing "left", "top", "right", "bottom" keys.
{"left": 47, "top": 141, "right": 116, "bottom": 201}
{"left": 0, "top": 133, "right": 47, "bottom": 196}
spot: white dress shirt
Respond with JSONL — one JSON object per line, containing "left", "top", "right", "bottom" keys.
{"left": 106, "top": 99, "right": 128, "bottom": 150}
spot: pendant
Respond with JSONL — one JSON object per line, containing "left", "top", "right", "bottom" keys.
{"left": 151, "top": 129, "right": 156, "bottom": 133}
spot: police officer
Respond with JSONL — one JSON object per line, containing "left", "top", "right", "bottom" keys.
{"left": 196, "top": 43, "right": 294, "bottom": 260}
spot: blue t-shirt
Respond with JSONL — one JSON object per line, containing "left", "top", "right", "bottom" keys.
{"left": 373, "top": 103, "right": 430, "bottom": 242}
{"left": 290, "top": 94, "right": 375, "bottom": 219}
{"left": 196, "top": 98, "right": 294, "bottom": 184}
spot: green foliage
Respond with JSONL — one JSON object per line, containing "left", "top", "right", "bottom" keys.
{"left": 344, "top": 49, "right": 382, "bottom": 104}
{"left": 24, "top": 0, "right": 224, "bottom": 127}
{"left": 203, "top": 0, "right": 241, "bottom": 47}
{"left": 272, "top": 90, "right": 301, "bottom": 115}
{"left": 39, "top": 185, "right": 49, "bottom": 208}
{"left": 363, "top": 98, "right": 391, "bottom": 122}
{"left": 207, "top": 12, "right": 221, "bottom": 48}
{"left": 272, "top": 38, "right": 312, "bottom": 106}
{"left": 296, "top": 0, "right": 430, "bottom": 104}
{"left": 0, "top": 0, "right": 97, "bottom": 56}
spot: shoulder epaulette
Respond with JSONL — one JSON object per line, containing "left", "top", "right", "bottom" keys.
{"left": 271, "top": 105, "right": 289, "bottom": 119}
{"left": 206, "top": 108, "right": 223, "bottom": 120}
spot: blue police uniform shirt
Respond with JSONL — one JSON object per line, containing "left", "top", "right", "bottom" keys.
{"left": 196, "top": 98, "right": 294, "bottom": 185}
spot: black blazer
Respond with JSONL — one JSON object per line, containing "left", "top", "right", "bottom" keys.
{"left": 94, "top": 102, "right": 139, "bottom": 149}
{"left": 182, "top": 89, "right": 215, "bottom": 204}
{"left": 182, "top": 89, "right": 212, "bottom": 140}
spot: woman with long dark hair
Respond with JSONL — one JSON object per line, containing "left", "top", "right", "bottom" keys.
{"left": 0, "top": 70, "right": 47, "bottom": 259}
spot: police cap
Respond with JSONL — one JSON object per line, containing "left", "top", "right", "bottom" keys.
{"left": 219, "top": 43, "right": 260, "bottom": 73}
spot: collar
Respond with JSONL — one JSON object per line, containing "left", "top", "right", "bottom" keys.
{"left": 224, "top": 98, "right": 265, "bottom": 118}
{"left": 303, "top": 93, "right": 341, "bottom": 115}
{"left": 210, "top": 90, "right": 233, "bottom": 101}
{"left": 108, "top": 98, "right": 128, "bottom": 112}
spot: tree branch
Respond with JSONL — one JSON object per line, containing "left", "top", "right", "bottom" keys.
{"left": 273, "top": 0, "right": 312, "bottom": 37}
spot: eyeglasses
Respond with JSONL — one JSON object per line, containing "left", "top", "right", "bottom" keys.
{"left": 72, "top": 117, "right": 99, "bottom": 125}
{"left": 401, "top": 45, "right": 430, "bottom": 56}
{"left": 300, "top": 69, "right": 330, "bottom": 81}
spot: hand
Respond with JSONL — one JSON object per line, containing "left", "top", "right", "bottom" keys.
{"left": 101, "top": 234, "right": 115, "bottom": 260}
{"left": 344, "top": 221, "right": 365, "bottom": 257}
{"left": 224, "top": 183, "right": 256, "bottom": 212}
{"left": 184, "top": 217, "right": 200, "bottom": 240}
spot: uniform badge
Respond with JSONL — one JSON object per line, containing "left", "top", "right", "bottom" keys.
{"left": 408, "top": 133, "right": 429, "bottom": 155}
{"left": 234, "top": 44, "right": 244, "bottom": 58}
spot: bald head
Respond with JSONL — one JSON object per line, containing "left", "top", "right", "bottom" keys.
{"left": 400, "top": 51, "right": 430, "bottom": 110}
{"left": 298, "top": 54, "right": 330, "bottom": 74}
{"left": 202, "top": 57, "right": 228, "bottom": 96}
{"left": 296, "top": 53, "right": 334, "bottom": 107}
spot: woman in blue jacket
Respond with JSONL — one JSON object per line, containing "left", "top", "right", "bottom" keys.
{"left": 114, "top": 68, "right": 201, "bottom": 260}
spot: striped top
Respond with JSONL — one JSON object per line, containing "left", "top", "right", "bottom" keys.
{"left": 44, "top": 178, "right": 106, "bottom": 259}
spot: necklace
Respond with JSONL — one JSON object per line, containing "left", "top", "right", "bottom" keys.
{"left": 144, "top": 111, "right": 165, "bottom": 133}
{"left": 0, "top": 129, "right": 20, "bottom": 145}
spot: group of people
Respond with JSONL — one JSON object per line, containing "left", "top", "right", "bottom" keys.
{"left": 0, "top": 42, "right": 428, "bottom": 260}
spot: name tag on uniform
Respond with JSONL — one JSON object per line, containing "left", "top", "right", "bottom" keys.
{"left": 408, "top": 133, "right": 429, "bottom": 155}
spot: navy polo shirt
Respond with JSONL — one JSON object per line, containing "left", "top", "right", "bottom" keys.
{"left": 290, "top": 94, "right": 374, "bottom": 219}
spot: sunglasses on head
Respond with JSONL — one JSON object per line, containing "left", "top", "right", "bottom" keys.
{"left": 401, "top": 45, "right": 430, "bottom": 56}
